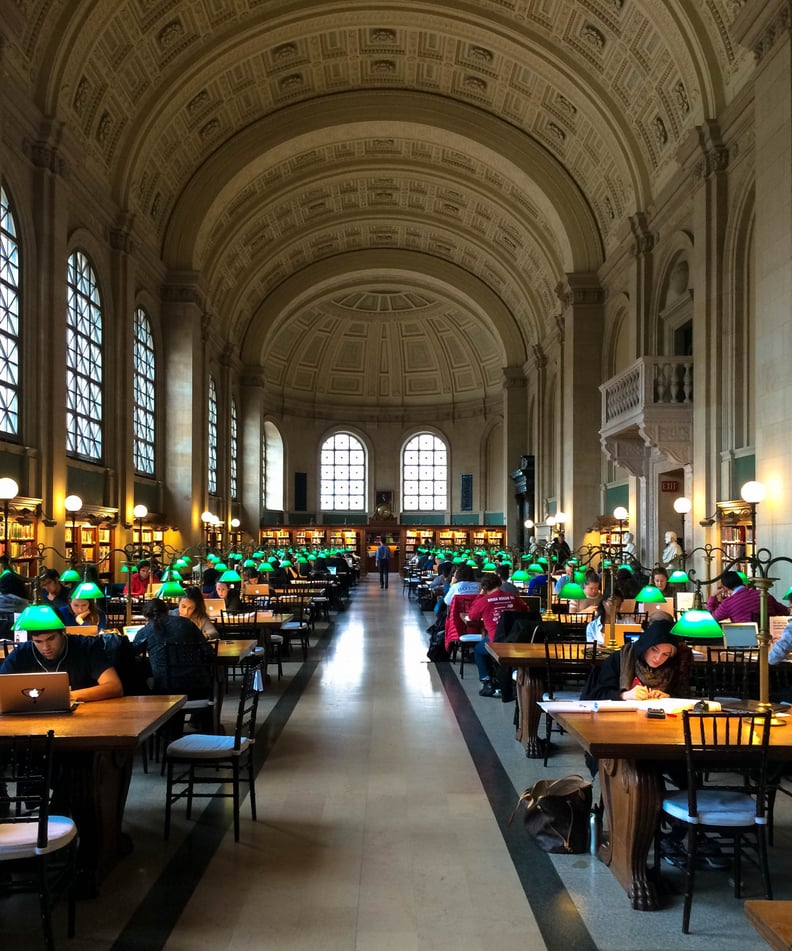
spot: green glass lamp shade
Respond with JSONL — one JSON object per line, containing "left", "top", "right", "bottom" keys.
{"left": 59, "top": 568, "right": 81, "bottom": 584}
{"left": 159, "top": 580, "right": 187, "bottom": 599}
{"left": 668, "top": 570, "right": 690, "bottom": 584}
{"left": 174, "top": 558, "right": 190, "bottom": 569}
{"left": 243, "top": 558, "right": 256, "bottom": 568}
{"left": 297, "top": 556, "right": 309, "bottom": 564}
{"left": 574, "top": 570, "right": 586, "bottom": 584}
{"left": 602, "top": 559, "right": 612, "bottom": 569}
{"left": 538, "top": 557, "right": 549, "bottom": 567}
{"left": 671, "top": 610, "right": 723, "bottom": 641}
{"left": 219, "top": 568, "right": 242, "bottom": 583}
{"left": 567, "top": 557, "right": 579, "bottom": 566}
{"left": 71, "top": 580, "right": 104, "bottom": 600}
{"left": 736, "top": 570, "right": 749, "bottom": 584}
{"left": 120, "top": 564, "right": 135, "bottom": 573}
{"left": 15, "top": 604, "right": 65, "bottom": 631}
{"left": 206, "top": 554, "right": 219, "bottom": 564}
{"left": 159, "top": 567, "right": 179, "bottom": 582}
{"left": 252, "top": 550, "right": 264, "bottom": 559}
{"left": 618, "top": 563, "right": 633, "bottom": 573}
{"left": 511, "top": 569, "right": 530, "bottom": 582}
{"left": 635, "top": 585, "right": 667, "bottom": 604}
{"left": 268, "top": 555, "right": 279, "bottom": 563}
{"left": 785, "top": 587, "right": 792, "bottom": 601}
{"left": 483, "top": 561, "right": 497, "bottom": 570}
{"left": 259, "top": 562, "right": 273, "bottom": 572}
{"left": 180, "top": 555, "right": 192, "bottom": 565}
{"left": 213, "top": 562, "right": 227, "bottom": 572}
{"left": 452, "top": 556, "right": 465, "bottom": 564}
{"left": 558, "top": 582, "right": 586, "bottom": 601}
{"left": 466, "top": 559, "right": 477, "bottom": 567}
{"left": 281, "top": 559, "right": 292, "bottom": 567}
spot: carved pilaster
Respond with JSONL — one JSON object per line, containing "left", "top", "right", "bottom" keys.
{"left": 732, "top": 0, "right": 791, "bottom": 63}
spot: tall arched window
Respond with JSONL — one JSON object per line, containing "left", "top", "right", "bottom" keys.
{"left": 262, "top": 420, "right": 284, "bottom": 511}
{"left": 0, "top": 185, "right": 20, "bottom": 437}
{"left": 320, "top": 432, "right": 366, "bottom": 511}
{"left": 132, "top": 307, "right": 156, "bottom": 475}
{"left": 208, "top": 376, "right": 218, "bottom": 494}
{"left": 402, "top": 433, "right": 448, "bottom": 511}
{"left": 66, "top": 250, "right": 103, "bottom": 460}
{"left": 230, "top": 398, "right": 238, "bottom": 500}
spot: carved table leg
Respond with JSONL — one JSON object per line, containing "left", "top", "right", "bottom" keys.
{"left": 598, "top": 756, "right": 665, "bottom": 910}
{"left": 515, "top": 667, "right": 546, "bottom": 758}
{"left": 55, "top": 749, "right": 134, "bottom": 895}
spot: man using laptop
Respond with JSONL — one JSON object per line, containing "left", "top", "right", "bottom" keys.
{"left": 706, "top": 569, "right": 788, "bottom": 623}
{"left": 0, "top": 612, "right": 123, "bottom": 702}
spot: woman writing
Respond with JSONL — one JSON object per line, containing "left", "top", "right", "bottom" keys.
{"left": 583, "top": 616, "right": 692, "bottom": 701}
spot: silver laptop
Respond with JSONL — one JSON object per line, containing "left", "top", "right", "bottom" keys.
{"left": 721, "top": 621, "right": 759, "bottom": 648}
{"left": 0, "top": 672, "right": 77, "bottom": 715}
{"left": 203, "top": 599, "right": 226, "bottom": 617}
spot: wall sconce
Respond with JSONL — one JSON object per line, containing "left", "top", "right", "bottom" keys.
{"left": 133, "top": 503, "right": 148, "bottom": 558}
{"left": 740, "top": 480, "right": 765, "bottom": 562}
{"left": 0, "top": 476, "right": 19, "bottom": 558}
{"left": 64, "top": 495, "right": 83, "bottom": 562}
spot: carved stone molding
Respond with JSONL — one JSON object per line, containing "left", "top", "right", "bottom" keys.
{"left": 600, "top": 433, "right": 650, "bottom": 478}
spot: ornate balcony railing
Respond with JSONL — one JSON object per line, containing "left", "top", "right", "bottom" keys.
{"left": 599, "top": 357, "right": 694, "bottom": 472}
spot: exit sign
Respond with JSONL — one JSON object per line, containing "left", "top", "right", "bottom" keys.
{"left": 661, "top": 480, "right": 679, "bottom": 492}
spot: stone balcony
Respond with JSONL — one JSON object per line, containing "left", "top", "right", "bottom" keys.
{"left": 599, "top": 357, "right": 693, "bottom": 476}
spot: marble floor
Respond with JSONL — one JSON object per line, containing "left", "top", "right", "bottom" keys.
{"left": 6, "top": 576, "right": 792, "bottom": 950}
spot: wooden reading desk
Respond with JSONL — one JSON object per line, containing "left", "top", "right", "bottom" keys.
{"left": 0, "top": 694, "right": 186, "bottom": 892}
{"left": 548, "top": 706, "right": 792, "bottom": 911}
{"left": 745, "top": 900, "right": 792, "bottom": 950}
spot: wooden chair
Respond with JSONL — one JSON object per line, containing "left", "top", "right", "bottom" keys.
{"left": 0, "top": 730, "right": 77, "bottom": 951}
{"left": 164, "top": 659, "right": 266, "bottom": 842}
{"left": 273, "top": 596, "right": 312, "bottom": 660}
{"left": 705, "top": 647, "right": 760, "bottom": 702}
{"left": 543, "top": 640, "right": 598, "bottom": 765}
{"left": 655, "top": 710, "right": 772, "bottom": 933}
{"left": 444, "top": 593, "right": 481, "bottom": 678}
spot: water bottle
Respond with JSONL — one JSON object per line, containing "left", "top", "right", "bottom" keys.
{"left": 589, "top": 809, "right": 600, "bottom": 855}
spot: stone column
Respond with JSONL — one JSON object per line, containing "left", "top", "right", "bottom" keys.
{"left": 502, "top": 366, "right": 528, "bottom": 547}
{"left": 239, "top": 369, "right": 266, "bottom": 540}
{"left": 557, "top": 273, "right": 605, "bottom": 544}
{"left": 161, "top": 276, "right": 207, "bottom": 546}
{"left": 733, "top": 2, "right": 792, "bottom": 555}
{"left": 24, "top": 121, "right": 68, "bottom": 548}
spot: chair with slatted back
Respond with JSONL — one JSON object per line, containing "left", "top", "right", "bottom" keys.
{"left": 277, "top": 596, "right": 312, "bottom": 661}
{"left": 164, "top": 659, "right": 266, "bottom": 842}
{"left": 0, "top": 730, "right": 78, "bottom": 950}
{"left": 443, "top": 593, "right": 482, "bottom": 678}
{"left": 543, "top": 640, "right": 598, "bottom": 765}
{"left": 654, "top": 710, "right": 772, "bottom": 933}
{"left": 705, "top": 647, "right": 760, "bottom": 702}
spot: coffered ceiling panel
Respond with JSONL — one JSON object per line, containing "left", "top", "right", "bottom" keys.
{"left": 1, "top": 1, "right": 753, "bottom": 413}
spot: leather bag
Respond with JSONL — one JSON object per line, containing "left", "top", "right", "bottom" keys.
{"left": 508, "top": 774, "right": 593, "bottom": 853}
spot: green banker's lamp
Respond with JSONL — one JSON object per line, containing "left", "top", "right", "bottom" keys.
{"left": 13, "top": 604, "right": 66, "bottom": 641}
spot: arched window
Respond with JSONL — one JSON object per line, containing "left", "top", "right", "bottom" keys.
{"left": 402, "top": 433, "right": 448, "bottom": 511}
{"left": 0, "top": 185, "right": 20, "bottom": 437}
{"left": 66, "top": 250, "right": 103, "bottom": 460}
{"left": 230, "top": 398, "right": 239, "bottom": 500}
{"left": 320, "top": 432, "right": 366, "bottom": 511}
{"left": 132, "top": 307, "right": 156, "bottom": 475}
{"left": 208, "top": 375, "right": 218, "bottom": 494}
{"left": 262, "top": 421, "right": 284, "bottom": 511}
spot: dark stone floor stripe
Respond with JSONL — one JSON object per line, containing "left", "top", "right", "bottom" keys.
{"left": 436, "top": 662, "right": 598, "bottom": 951}
{"left": 109, "top": 625, "right": 334, "bottom": 951}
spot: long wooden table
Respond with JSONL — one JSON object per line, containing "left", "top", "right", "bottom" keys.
{"left": 0, "top": 694, "right": 186, "bottom": 893}
{"left": 549, "top": 707, "right": 792, "bottom": 911}
{"left": 486, "top": 638, "right": 706, "bottom": 758}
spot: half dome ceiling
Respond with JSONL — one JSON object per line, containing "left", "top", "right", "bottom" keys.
{"left": 2, "top": 1, "right": 750, "bottom": 410}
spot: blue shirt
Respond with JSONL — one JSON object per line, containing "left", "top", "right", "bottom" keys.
{"left": 0, "top": 634, "right": 112, "bottom": 691}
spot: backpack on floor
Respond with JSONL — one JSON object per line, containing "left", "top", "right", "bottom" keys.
{"left": 426, "top": 628, "right": 450, "bottom": 662}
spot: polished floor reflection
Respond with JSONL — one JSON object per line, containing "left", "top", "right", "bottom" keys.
{"left": 6, "top": 576, "right": 792, "bottom": 950}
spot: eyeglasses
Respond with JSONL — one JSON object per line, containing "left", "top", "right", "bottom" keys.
{"left": 647, "top": 644, "right": 674, "bottom": 661}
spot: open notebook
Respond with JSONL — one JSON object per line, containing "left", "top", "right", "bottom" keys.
{"left": 0, "top": 671, "right": 77, "bottom": 715}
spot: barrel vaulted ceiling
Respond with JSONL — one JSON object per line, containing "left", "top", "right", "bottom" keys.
{"left": 2, "top": 1, "right": 750, "bottom": 411}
